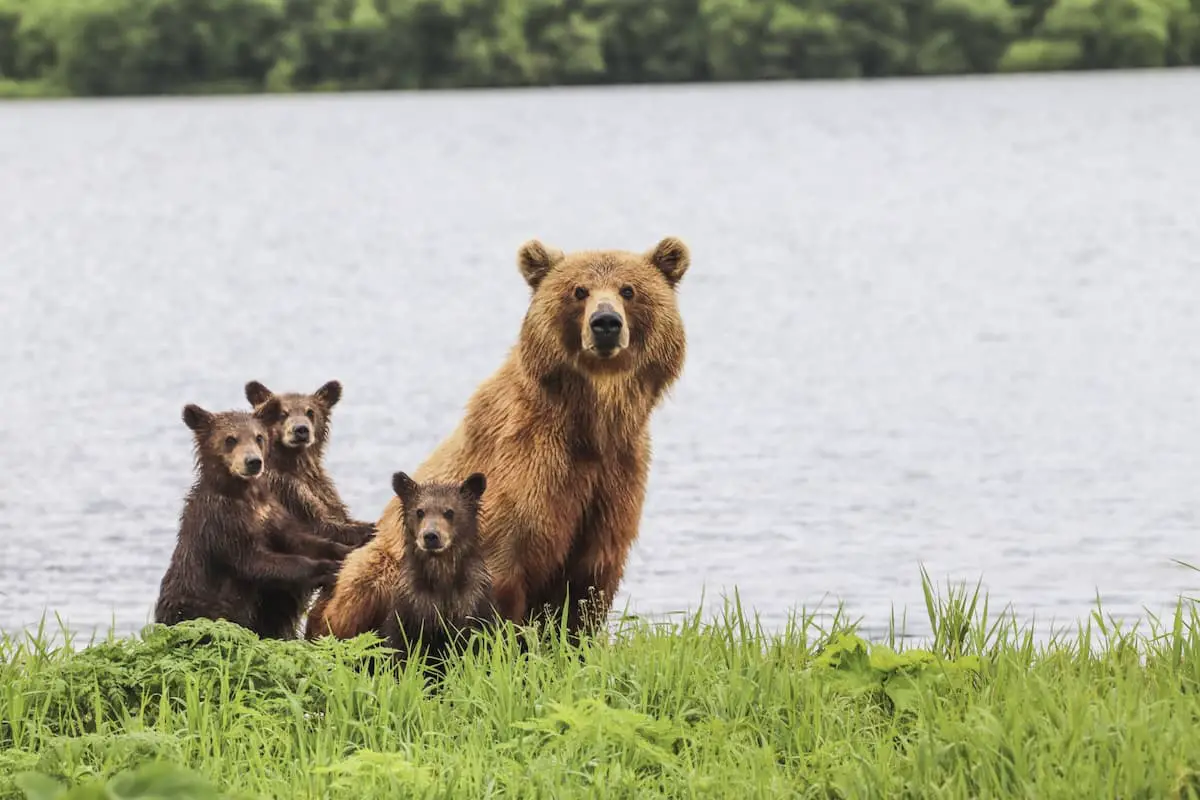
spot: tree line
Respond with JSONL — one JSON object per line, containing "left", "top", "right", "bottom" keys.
{"left": 1, "top": 0, "right": 1197, "bottom": 97}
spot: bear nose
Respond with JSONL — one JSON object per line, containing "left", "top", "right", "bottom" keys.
{"left": 589, "top": 311, "right": 623, "bottom": 346}
{"left": 245, "top": 456, "right": 263, "bottom": 476}
{"left": 422, "top": 531, "right": 442, "bottom": 550}
{"left": 293, "top": 424, "right": 310, "bottom": 442}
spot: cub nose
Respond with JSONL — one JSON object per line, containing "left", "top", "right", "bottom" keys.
{"left": 244, "top": 456, "right": 263, "bottom": 476}
{"left": 293, "top": 424, "right": 310, "bottom": 442}
{"left": 422, "top": 531, "right": 442, "bottom": 550}
{"left": 589, "top": 311, "right": 623, "bottom": 347}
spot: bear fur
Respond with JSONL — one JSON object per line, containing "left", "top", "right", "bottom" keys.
{"left": 153, "top": 399, "right": 351, "bottom": 640}
{"left": 306, "top": 472, "right": 492, "bottom": 644}
{"left": 243, "top": 379, "right": 377, "bottom": 548}
{"left": 311, "top": 236, "right": 690, "bottom": 640}
{"left": 244, "top": 379, "right": 376, "bottom": 639}
{"left": 378, "top": 471, "right": 494, "bottom": 668}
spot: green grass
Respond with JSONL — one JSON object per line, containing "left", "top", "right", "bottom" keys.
{"left": 2, "top": 567, "right": 1199, "bottom": 799}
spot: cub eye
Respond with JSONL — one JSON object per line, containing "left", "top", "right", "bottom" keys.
{"left": 255, "top": 434, "right": 264, "bottom": 446}
{"left": 224, "top": 436, "right": 237, "bottom": 449}
{"left": 415, "top": 509, "right": 425, "bottom": 521}
{"left": 305, "top": 409, "right": 315, "bottom": 421}
{"left": 573, "top": 286, "right": 589, "bottom": 301}
{"left": 619, "top": 285, "right": 634, "bottom": 300}
{"left": 443, "top": 509, "right": 455, "bottom": 521}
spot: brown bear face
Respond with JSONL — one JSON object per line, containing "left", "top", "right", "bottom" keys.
{"left": 244, "top": 380, "right": 341, "bottom": 450}
{"left": 182, "top": 398, "right": 284, "bottom": 481}
{"left": 392, "top": 472, "right": 487, "bottom": 555}
{"left": 516, "top": 237, "right": 690, "bottom": 379}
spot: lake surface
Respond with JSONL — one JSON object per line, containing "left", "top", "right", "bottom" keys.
{"left": 2, "top": 70, "right": 1199, "bottom": 643}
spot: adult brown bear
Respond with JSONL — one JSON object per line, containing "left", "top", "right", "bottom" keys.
{"left": 311, "top": 236, "right": 690, "bottom": 639}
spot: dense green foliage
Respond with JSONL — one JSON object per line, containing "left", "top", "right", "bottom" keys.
{"left": 0, "top": 0, "right": 1199, "bottom": 97}
{"left": 2, "top": 571, "right": 1200, "bottom": 798}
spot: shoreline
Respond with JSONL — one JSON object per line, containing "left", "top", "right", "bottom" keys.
{"left": 4, "top": 66, "right": 1200, "bottom": 103}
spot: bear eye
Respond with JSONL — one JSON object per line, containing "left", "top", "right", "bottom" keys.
{"left": 443, "top": 509, "right": 454, "bottom": 521}
{"left": 305, "top": 408, "right": 315, "bottom": 421}
{"left": 224, "top": 436, "right": 237, "bottom": 450}
{"left": 619, "top": 285, "right": 634, "bottom": 300}
{"left": 255, "top": 434, "right": 264, "bottom": 447}
{"left": 573, "top": 286, "right": 589, "bottom": 301}
{"left": 415, "top": 509, "right": 425, "bottom": 521}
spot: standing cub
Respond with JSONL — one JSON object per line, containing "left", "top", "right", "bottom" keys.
{"left": 380, "top": 471, "right": 495, "bottom": 667}
{"left": 244, "top": 379, "right": 377, "bottom": 547}
{"left": 153, "top": 399, "right": 351, "bottom": 640}
{"left": 305, "top": 472, "right": 492, "bottom": 645}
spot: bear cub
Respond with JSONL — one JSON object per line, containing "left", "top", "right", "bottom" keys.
{"left": 153, "top": 399, "right": 352, "bottom": 640}
{"left": 380, "top": 471, "right": 495, "bottom": 669}
{"left": 244, "top": 379, "right": 377, "bottom": 548}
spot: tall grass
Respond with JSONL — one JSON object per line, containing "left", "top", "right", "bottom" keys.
{"left": 2, "top": 569, "right": 1199, "bottom": 798}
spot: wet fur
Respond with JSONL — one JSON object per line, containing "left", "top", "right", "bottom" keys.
{"left": 328, "top": 237, "right": 689, "bottom": 640}
{"left": 380, "top": 473, "right": 495, "bottom": 668}
{"left": 245, "top": 380, "right": 377, "bottom": 636}
{"left": 153, "top": 400, "right": 350, "bottom": 639}
{"left": 307, "top": 474, "right": 494, "bottom": 650}
{"left": 244, "top": 380, "right": 377, "bottom": 548}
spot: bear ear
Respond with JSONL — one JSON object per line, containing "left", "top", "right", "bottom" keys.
{"left": 517, "top": 239, "right": 565, "bottom": 290}
{"left": 182, "top": 404, "right": 213, "bottom": 433}
{"left": 648, "top": 236, "right": 690, "bottom": 288}
{"left": 392, "top": 471, "right": 419, "bottom": 506}
{"left": 245, "top": 381, "right": 273, "bottom": 407}
{"left": 459, "top": 472, "right": 487, "bottom": 503}
{"left": 253, "top": 396, "right": 285, "bottom": 427}
{"left": 314, "top": 380, "right": 342, "bottom": 409}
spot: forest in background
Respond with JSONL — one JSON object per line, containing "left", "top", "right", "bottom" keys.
{"left": 1, "top": 0, "right": 1198, "bottom": 97}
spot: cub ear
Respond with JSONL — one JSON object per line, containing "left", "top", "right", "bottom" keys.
{"left": 182, "top": 404, "right": 213, "bottom": 432}
{"left": 253, "top": 396, "right": 285, "bottom": 427}
{"left": 517, "top": 239, "right": 564, "bottom": 290}
{"left": 648, "top": 236, "right": 690, "bottom": 288}
{"left": 392, "top": 471, "right": 419, "bottom": 506}
{"left": 314, "top": 380, "right": 342, "bottom": 409}
{"left": 244, "top": 381, "right": 273, "bottom": 407}
{"left": 459, "top": 472, "right": 487, "bottom": 503}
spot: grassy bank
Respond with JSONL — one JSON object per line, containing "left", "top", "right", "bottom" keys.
{"left": 2, "top": 0, "right": 1200, "bottom": 99}
{"left": 1, "top": 571, "right": 1199, "bottom": 799}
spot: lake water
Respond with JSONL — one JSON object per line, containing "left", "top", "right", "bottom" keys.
{"left": 2, "top": 70, "right": 1199, "bottom": 644}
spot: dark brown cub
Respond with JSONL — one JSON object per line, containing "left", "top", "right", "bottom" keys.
{"left": 244, "top": 379, "right": 377, "bottom": 548}
{"left": 380, "top": 471, "right": 496, "bottom": 670}
{"left": 153, "top": 397, "right": 352, "bottom": 639}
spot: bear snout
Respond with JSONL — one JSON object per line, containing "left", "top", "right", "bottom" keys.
{"left": 281, "top": 418, "right": 312, "bottom": 447}
{"left": 589, "top": 310, "right": 624, "bottom": 352}
{"left": 243, "top": 455, "right": 263, "bottom": 476}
